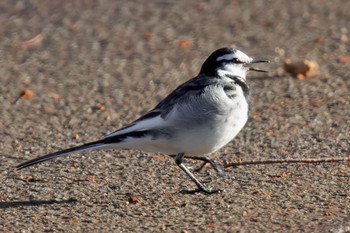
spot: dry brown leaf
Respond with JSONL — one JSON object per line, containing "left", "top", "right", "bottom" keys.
{"left": 338, "top": 55, "right": 350, "bottom": 64}
{"left": 70, "top": 162, "right": 79, "bottom": 168}
{"left": 25, "top": 175, "right": 35, "bottom": 182}
{"left": 207, "top": 223, "right": 216, "bottom": 228}
{"left": 177, "top": 40, "right": 192, "bottom": 48}
{"left": 152, "top": 155, "right": 168, "bottom": 162}
{"left": 20, "top": 34, "right": 43, "bottom": 49}
{"left": 252, "top": 190, "right": 271, "bottom": 196}
{"left": 271, "top": 173, "right": 286, "bottom": 178}
{"left": 93, "top": 104, "right": 106, "bottom": 111}
{"left": 296, "top": 73, "right": 306, "bottom": 80}
{"left": 262, "top": 191, "right": 272, "bottom": 196}
{"left": 265, "top": 130, "right": 274, "bottom": 137}
{"left": 283, "top": 59, "right": 319, "bottom": 79}
{"left": 324, "top": 211, "right": 332, "bottom": 216}
{"left": 48, "top": 92, "right": 60, "bottom": 100}
{"left": 128, "top": 196, "right": 141, "bottom": 204}
{"left": 19, "top": 89, "right": 34, "bottom": 99}
{"left": 87, "top": 175, "right": 96, "bottom": 183}
{"left": 72, "top": 134, "right": 80, "bottom": 140}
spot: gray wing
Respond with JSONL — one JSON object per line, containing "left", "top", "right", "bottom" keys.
{"left": 104, "top": 75, "right": 221, "bottom": 138}
{"left": 152, "top": 75, "right": 221, "bottom": 117}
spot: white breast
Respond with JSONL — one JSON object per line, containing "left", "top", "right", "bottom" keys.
{"left": 163, "top": 83, "right": 249, "bottom": 156}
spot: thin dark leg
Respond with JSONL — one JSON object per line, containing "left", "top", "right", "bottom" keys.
{"left": 168, "top": 155, "right": 224, "bottom": 176}
{"left": 174, "top": 153, "right": 221, "bottom": 194}
{"left": 185, "top": 156, "right": 224, "bottom": 176}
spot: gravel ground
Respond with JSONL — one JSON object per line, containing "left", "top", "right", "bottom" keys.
{"left": 1, "top": 0, "right": 350, "bottom": 232}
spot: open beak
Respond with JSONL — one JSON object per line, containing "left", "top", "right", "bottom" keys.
{"left": 248, "top": 60, "right": 269, "bottom": 73}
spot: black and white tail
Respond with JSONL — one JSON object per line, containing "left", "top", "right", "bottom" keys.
{"left": 16, "top": 139, "right": 109, "bottom": 170}
{"left": 16, "top": 129, "right": 153, "bottom": 170}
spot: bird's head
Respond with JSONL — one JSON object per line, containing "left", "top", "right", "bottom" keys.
{"left": 200, "top": 48, "right": 268, "bottom": 78}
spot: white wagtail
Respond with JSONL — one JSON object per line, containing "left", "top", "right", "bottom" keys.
{"left": 17, "top": 48, "right": 268, "bottom": 194}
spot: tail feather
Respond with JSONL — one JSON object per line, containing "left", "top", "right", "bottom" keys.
{"left": 16, "top": 139, "right": 106, "bottom": 170}
{"left": 16, "top": 130, "right": 153, "bottom": 170}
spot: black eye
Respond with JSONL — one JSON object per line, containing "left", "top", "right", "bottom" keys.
{"left": 232, "top": 58, "right": 242, "bottom": 63}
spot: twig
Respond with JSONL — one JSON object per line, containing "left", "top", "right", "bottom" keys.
{"left": 224, "top": 156, "right": 350, "bottom": 168}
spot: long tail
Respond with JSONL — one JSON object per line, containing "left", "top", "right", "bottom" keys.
{"left": 16, "top": 139, "right": 108, "bottom": 170}
{"left": 16, "top": 130, "right": 152, "bottom": 170}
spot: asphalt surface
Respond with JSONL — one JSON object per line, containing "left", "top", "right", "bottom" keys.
{"left": 1, "top": 0, "right": 350, "bottom": 232}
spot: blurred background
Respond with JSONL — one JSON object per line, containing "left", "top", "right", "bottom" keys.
{"left": 1, "top": 0, "right": 349, "bottom": 232}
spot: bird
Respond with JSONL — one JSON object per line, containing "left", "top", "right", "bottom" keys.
{"left": 16, "top": 48, "right": 268, "bottom": 194}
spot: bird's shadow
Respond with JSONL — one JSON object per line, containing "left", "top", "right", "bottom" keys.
{"left": 0, "top": 198, "right": 77, "bottom": 209}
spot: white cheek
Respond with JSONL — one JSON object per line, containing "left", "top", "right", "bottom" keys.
{"left": 218, "top": 64, "right": 248, "bottom": 79}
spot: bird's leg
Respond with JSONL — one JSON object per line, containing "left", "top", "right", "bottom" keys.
{"left": 184, "top": 155, "right": 224, "bottom": 176}
{"left": 174, "top": 153, "right": 221, "bottom": 194}
{"left": 168, "top": 154, "right": 224, "bottom": 176}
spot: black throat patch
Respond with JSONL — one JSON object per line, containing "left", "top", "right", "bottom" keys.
{"left": 226, "top": 75, "right": 250, "bottom": 103}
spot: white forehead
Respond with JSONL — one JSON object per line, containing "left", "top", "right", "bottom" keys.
{"left": 216, "top": 50, "right": 253, "bottom": 63}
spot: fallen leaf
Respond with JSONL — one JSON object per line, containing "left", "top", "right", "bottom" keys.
{"left": 296, "top": 73, "right": 306, "bottom": 80}
{"left": 19, "top": 89, "right": 34, "bottom": 99}
{"left": 252, "top": 190, "right": 271, "bottom": 196}
{"left": 128, "top": 196, "right": 141, "bottom": 204}
{"left": 271, "top": 173, "right": 286, "bottom": 178}
{"left": 207, "top": 223, "right": 216, "bottom": 228}
{"left": 87, "top": 176, "right": 96, "bottom": 183}
{"left": 284, "top": 59, "right": 319, "bottom": 79}
{"left": 152, "top": 155, "right": 168, "bottom": 162}
{"left": 177, "top": 40, "right": 192, "bottom": 48}
{"left": 262, "top": 191, "right": 272, "bottom": 197}
{"left": 20, "top": 34, "right": 43, "bottom": 49}
{"left": 25, "top": 175, "right": 35, "bottom": 182}
{"left": 70, "top": 162, "right": 79, "bottom": 168}
{"left": 338, "top": 55, "right": 350, "bottom": 64}
{"left": 324, "top": 211, "right": 332, "bottom": 216}
{"left": 265, "top": 130, "right": 274, "bottom": 137}
{"left": 48, "top": 92, "right": 60, "bottom": 100}
{"left": 93, "top": 104, "right": 106, "bottom": 111}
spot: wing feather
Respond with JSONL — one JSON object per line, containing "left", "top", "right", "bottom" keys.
{"left": 105, "top": 74, "right": 219, "bottom": 138}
